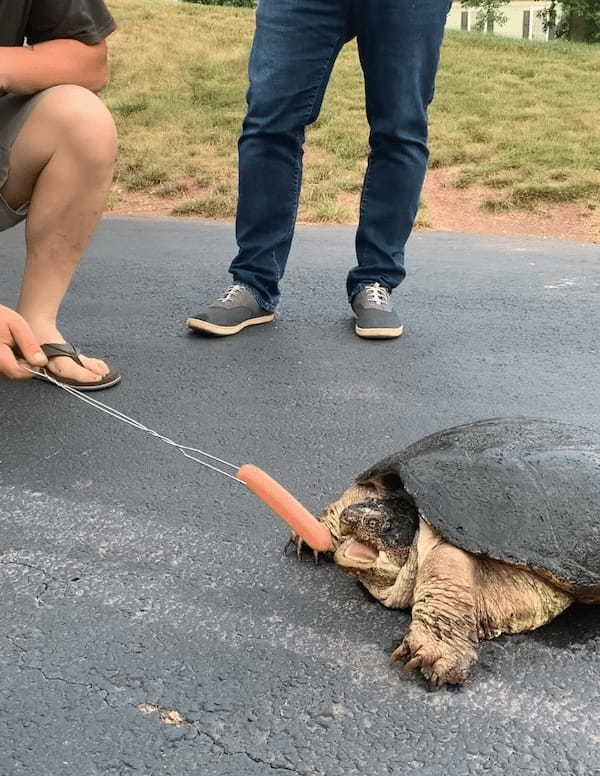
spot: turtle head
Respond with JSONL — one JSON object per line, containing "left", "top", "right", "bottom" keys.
{"left": 333, "top": 494, "right": 419, "bottom": 599}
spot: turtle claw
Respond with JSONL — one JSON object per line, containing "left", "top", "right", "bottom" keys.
{"left": 389, "top": 642, "right": 409, "bottom": 664}
{"left": 390, "top": 622, "right": 477, "bottom": 686}
{"left": 421, "top": 665, "right": 443, "bottom": 689}
{"left": 399, "top": 655, "right": 422, "bottom": 677}
{"left": 430, "top": 673, "right": 444, "bottom": 689}
{"left": 283, "top": 533, "right": 321, "bottom": 563}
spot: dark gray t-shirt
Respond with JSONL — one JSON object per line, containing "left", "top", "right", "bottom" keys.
{"left": 0, "top": 0, "right": 116, "bottom": 48}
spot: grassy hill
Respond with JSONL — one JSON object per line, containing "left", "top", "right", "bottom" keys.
{"left": 104, "top": 0, "right": 600, "bottom": 223}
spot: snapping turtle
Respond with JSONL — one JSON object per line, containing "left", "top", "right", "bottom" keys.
{"left": 298, "top": 418, "right": 600, "bottom": 686}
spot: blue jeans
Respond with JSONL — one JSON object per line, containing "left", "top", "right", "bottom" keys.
{"left": 229, "top": 0, "right": 451, "bottom": 311}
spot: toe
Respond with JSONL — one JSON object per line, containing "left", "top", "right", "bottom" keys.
{"left": 48, "top": 356, "right": 103, "bottom": 384}
{"left": 78, "top": 355, "right": 110, "bottom": 376}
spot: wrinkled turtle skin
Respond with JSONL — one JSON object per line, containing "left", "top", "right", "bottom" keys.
{"left": 299, "top": 418, "right": 600, "bottom": 687}
{"left": 358, "top": 417, "right": 600, "bottom": 599}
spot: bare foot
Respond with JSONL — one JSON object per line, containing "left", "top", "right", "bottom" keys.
{"left": 22, "top": 321, "right": 110, "bottom": 385}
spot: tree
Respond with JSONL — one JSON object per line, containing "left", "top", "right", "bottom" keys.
{"left": 537, "top": 0, "right": 600, "bottom": 42}
{"left": 461, "top": 0, "right": 508, "bottom": 32}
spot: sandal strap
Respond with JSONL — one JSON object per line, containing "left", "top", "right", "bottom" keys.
{"left": 41, "top": 342, "right": 85, "bottom": 368}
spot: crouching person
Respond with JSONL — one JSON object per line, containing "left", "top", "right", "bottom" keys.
{"left": 0, "top": 0, "right": 120, "bottom": 390}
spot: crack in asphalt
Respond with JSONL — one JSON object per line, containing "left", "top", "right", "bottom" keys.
{"left": 0, "top": 559, "right": 63, "bottom": 607}
{"left": 5, "top": 635, "right": 27, "bottom": 653}
{"left": 139, "top": 703, "right": 313, "bottom": 775}
{"left": 14, "top": 664, "right": 113, "bottom": 708}
{"left": 0, "top": 559, "right": 59, "bottom": 580}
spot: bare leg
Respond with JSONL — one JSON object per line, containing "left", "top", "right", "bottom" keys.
{"left": 390, "top": 519, "right": 479, "bottom": 686}
{"left": 1, "top": 85, "right": 117, "bottom": 384}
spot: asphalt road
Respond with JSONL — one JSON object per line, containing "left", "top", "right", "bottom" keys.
{"left": 1, "top": 218, "right": 600, "bottom": 776}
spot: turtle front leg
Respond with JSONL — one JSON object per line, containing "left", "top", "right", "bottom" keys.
{"left": 391, "top": 519, "right": 479, "bottom": 686}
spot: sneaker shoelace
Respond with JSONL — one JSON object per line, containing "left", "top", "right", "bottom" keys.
{"left": 218, "top": 284, "right": 245, "bottom": 303}
{"left": 365, "top": 283, "right": 390, "bottom": 306}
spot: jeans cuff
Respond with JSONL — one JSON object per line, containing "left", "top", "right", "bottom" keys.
{"left": 231, "top": 276, "right": 277, "bottom": 312}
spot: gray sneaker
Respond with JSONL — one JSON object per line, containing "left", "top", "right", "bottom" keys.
{"left": 351, "top": 283, "right": 403, "bottom": 339}
{"left": 187, "top": 284, "right": 275, "bottom": 336}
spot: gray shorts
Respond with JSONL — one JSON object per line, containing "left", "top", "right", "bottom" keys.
{"left": 0, "top": 89, "right": 53, "bottom": 232}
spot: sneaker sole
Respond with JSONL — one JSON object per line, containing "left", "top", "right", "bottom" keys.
{"left": 186, "top": 313, "right": 275, "bottom": 336}
{"left": 355, "top": 324, "right": 404, "bottom": 339}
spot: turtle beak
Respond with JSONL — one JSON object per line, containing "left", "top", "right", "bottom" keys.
{"left": 343, "top": 539, "right": 380, "bottom": 562}
{"left": 334, "top": 536, "right": 380, "bottom": 568}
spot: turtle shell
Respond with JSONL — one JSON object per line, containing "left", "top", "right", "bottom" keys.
{"left": 357, "top": 418, "right": 600, "bottom": 599}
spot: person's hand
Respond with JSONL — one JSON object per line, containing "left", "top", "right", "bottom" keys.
{"left": 0, "top": 305, "right": 47, "bottom": 379}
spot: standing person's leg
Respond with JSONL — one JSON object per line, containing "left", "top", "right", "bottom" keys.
{"left": 1, "top": 85, "right": 119, "bottom": 387}
{"left": 348, "top": 0, "right": 450, "bottom": 339}
{"left": 187, "top": 0, "right": 352, "bottom": 337}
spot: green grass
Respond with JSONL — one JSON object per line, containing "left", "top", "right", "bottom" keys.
{"left": 105, "top": 0, "right": 600, "bottom": 221}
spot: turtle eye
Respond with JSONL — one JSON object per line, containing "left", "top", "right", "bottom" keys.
{"left": 365, "top": 517, "right": 381, "bottom": 532}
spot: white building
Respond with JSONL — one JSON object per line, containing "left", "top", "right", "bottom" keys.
{"left": 446, "top": 1, "right": 560, "bottom": 41}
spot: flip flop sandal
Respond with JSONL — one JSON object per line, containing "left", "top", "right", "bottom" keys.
{"left": 32, "top": 342, "right": 121, "bottom": 392}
